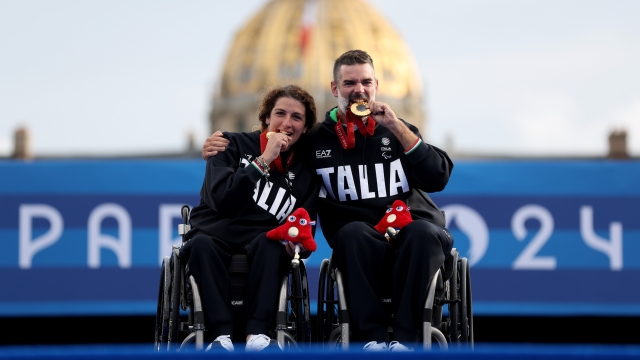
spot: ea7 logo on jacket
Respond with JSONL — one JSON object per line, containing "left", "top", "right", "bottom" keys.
{"left": 316, "top": 159, "right": 409, "bottom": 201}
{"left": 316, "top": 150, "right": 332, "bottom": 159}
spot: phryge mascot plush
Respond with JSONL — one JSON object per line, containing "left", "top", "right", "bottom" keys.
{"left": 266, "top": 208, "right": 317, "bottom": 252}
{"left": 374, "top": 200, "right": 413, "bottom": 241}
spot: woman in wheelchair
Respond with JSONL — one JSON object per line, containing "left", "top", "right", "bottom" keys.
{"left": 179, "top": 85, "right": 319, "bottom": 351}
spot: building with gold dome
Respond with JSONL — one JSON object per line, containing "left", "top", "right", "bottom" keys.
{"left": 210, "top": 0, "right": 426, "bottom": 135}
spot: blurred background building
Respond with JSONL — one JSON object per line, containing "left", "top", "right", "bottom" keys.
{"left": 0, "top": 0, "right": 640, "bottom": 159}
{"left": 210, "top": 0, "right": 424, "bottom": 135}
{"left": 4, "top": 0, "right": 635, "bottom": 161}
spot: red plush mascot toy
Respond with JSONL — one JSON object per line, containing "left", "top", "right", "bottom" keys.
{"left": 374, "top": 200, "right": 413, "bottom": 237}
{"left": 266, "top": 208, "right": 317, "bottom": 252}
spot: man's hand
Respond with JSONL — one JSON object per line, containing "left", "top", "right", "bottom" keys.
{"left": 202, "top": 131, "right": 230, "bottom": 160}
{"left": 370, "top": 101, "right": 401, "bottom": 130}
{"left": 369, "top": 101, "right": 419, "bottom": 151}
{"left": 284, "top": 241, "right": 306, "bottom": 257}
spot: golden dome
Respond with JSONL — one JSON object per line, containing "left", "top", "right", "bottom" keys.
{"left": 210, "top": 0, "right": 425, "bottom": 134}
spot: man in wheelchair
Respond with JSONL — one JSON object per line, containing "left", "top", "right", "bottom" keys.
{"left": 203, "top": 50, "right": 455, "bottom": 351}
{"left": 180, "top": 85, "right": 320, "bottom": 351}
{"left": 313, "top": 51, "right": 454, "bottom": 351}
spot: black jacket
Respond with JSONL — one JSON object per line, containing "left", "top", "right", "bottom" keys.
{"left": 307, "top": 108, "right": 453, "bottom": 247}
{"left": 190, "top": 131, "right": 319, "bottom": 250}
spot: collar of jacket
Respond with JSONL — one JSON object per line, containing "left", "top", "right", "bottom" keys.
{"left": 329, "top": 107, "right": 339, "bottom": 123}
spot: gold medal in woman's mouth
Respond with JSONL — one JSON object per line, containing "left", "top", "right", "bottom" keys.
{"left": 350, "top": 101, "right": 371, "bottom": 116}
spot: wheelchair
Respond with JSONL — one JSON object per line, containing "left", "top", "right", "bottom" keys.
{"left": 317, "top": 228, "right": 473, "bottom": 350}
{"left": 154, "top": 205, "right": 311, "bottom": 351}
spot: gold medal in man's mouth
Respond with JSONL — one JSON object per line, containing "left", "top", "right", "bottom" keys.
{"left": 350, "top": 101, "right": 371, "bottom": 116}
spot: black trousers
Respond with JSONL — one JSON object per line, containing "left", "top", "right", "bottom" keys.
{"left": 332, "top": 220, "right": 453, "bottom": 343}
{"left": 179, "top": 231, "right": 291, "bottom": 340}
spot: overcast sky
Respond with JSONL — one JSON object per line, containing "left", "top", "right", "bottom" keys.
{"left": 1, "top": 0, "right": 639, "bottom": 157}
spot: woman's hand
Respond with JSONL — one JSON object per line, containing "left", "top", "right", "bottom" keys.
{"left": 284, "top": 241, "right": 306, "bottom": 257}
{"left": 262, "top": 132, "right": 291, "bottom": 164}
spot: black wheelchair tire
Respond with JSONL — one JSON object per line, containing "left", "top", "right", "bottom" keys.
{"left": 299, "top": 260, "right": 311, "bottom": 343}
{"left": 317, "top": 259, "right": 329, "bottom": 342}
{"left": 460, "top": 258, "right": 469, "bottom": 344}
{"left": 328, "top": 327, "right": 342, "bottom": 349}
{"left": 326, "top": 265, "right": 337, "bottom": 345}
{"left": 290, "top": 266, "right": 306, "bottom": 342}
{"left": 168, "top": 252, "right": 182, "bottom": 348}
{"left": 448, "top": 254, "right": 460, "bottom": 345}
{"left": 280, "top": 332, "right": 298, "bottom": 349}
{"left": 154, "top": 256, "right": 171, "bottom": 351}
{"left": 463, "top": 258, "right": 474, "bottom": 347}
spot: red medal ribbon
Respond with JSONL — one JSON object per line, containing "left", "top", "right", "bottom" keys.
{"left": 335, "top": 109, "right": 376, "bottom": 150}
{"left": 260, "top": 130, "right": 295, "bottom": 173}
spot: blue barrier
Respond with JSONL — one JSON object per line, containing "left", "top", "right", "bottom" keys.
{"left": 1, "top": 344, "right": 640, "bottom": 359}
{"left": 0, "top": 159, "right": 639, "bottom": 316}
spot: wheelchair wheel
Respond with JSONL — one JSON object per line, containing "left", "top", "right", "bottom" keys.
{"left": 289, "top": 261, "right": 310, "bottom": 343}
{"left": 168, "top": 251, "right": 182, "bottom": 349}
{"left": 328, "top": 327, "right": 342, "bottom": 349}
{"left": 279, "top": 332, "right": 298, "bottom": 350}
{"left": 447, "top": 254, "right": 474, "bottom": 348}
{"left": 459, "top": 257, "right": 474, "bottom": 348}
{"left": 447, "top": 251, "right": 461, "bottom": 346}
{"left": 300, "top": 260, "right": 311, "bottom": 343}
{"left": 317, "top": 259, "right": 340, "bottom": 345}
{"left": 154, "top": 256, "right": 171, "bottom": 351}
{"left": 317, "top": 259, "right": 329, "bottom": 342}
{"left": 431, "top": 270, "right": 445, "bottom": 333}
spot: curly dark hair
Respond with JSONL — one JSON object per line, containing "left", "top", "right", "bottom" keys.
{"left": 333, "top": 49, "right": 375, "bottom": 83}
{"left": 257, "top": 85, "right": 317, "bottom": 133}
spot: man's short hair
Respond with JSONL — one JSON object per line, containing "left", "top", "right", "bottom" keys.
{"left": 333, "top": 50, "right": 375, "bottom": 83}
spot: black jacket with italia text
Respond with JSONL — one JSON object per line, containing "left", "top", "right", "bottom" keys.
{"left": 189, "top": 131, "right": 319, "bottom": 250}
{"left": 308, "top": 108, "right": 453, "bottom": 247}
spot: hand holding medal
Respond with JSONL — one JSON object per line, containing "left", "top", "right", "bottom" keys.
{"left": 258, "top": 130, "right": 295, "bottom": 174}
{"left": 369, "top": 101, "right": 399, "bottom": 129}
{"left": 262, "top": 130, "right": 291, "bottom": 164}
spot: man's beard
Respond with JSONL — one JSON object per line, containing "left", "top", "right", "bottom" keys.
{"left": 337, "top": 90, "right": 374, "bottom": 113}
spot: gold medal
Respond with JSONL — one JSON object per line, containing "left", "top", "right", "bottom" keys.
{"left": 350, "top": 101, "right": 371, "bottom": 116}
{"left": 266, "top": 131, "right": 276, "bottom": 139}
